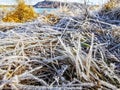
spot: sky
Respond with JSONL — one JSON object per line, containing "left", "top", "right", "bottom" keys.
{"left": 0, "top": 0, "right": 109, "bottom": 5}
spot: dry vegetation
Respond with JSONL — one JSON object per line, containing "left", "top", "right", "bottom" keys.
{"left": 2, "top": 0, "right": 38, "bottom": 23}
{"left": 103, "top": 0, "right": 117, "bottom": 10}
{"left": 0, "top": 0, "right": 120, "bottom": 90}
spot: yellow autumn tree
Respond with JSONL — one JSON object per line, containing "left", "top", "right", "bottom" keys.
{"left": 2, "top": 0, "right": 38, "bottom": 23}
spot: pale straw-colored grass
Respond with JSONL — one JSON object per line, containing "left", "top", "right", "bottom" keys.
{"left": 0, "top": 2, "right": 120, "bottom": 90}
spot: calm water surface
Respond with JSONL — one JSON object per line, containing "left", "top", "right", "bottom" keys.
{"left": 34, "top": 8, "right": 57, "bottom": 13}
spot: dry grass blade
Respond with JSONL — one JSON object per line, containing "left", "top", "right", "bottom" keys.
{"left": 0, "top": 1, "right": 120, "bottom": 90}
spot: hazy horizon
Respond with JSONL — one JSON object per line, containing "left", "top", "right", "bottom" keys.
{"left": 0, "top": 0, "right": 109, "bottom": 5}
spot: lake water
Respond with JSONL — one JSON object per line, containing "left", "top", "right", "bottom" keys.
{"left": 34, "top": 8, "right": 57, "bottom": 13}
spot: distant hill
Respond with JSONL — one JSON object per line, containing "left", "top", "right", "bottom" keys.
{"left": 33, "top": 1, "right": 65, "bottom": 8}
{"left": 33, "top": 1, "right": 88, "bottom": 8}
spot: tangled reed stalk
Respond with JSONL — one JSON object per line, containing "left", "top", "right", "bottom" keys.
{"left": 0, "top": 1, "right": 120, "bottom": 90}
